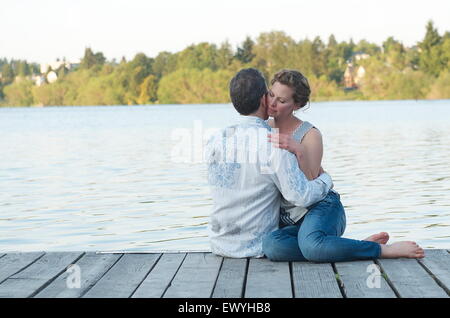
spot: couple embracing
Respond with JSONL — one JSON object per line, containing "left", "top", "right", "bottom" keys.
{"left": 205, "top": 68, "right": 424, "bottom": 262}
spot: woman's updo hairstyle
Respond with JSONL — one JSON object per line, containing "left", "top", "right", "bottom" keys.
{"left": 271, "top": 69, "right": 311, "bottom": 109}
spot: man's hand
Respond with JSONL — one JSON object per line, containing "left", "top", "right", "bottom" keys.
{"left": 318, "top": 166, "right": 325, "bottom": 175}
{"left": 268, "top": 132, "right": 302, "bottom": 155}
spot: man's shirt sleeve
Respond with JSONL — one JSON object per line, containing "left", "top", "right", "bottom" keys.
{"left": 268, "top": 147, "right": 333, "bottom": 208}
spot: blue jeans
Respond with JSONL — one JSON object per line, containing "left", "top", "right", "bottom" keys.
{"left": 262, "top": 191, "right": 382, "bottom": 262}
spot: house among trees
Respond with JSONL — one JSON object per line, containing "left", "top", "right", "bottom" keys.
{"left": 46, "top": 71, "right": 58, "bottom": 84}
{"left": 353, "top": 51, "right": 370, "bottom": 61}
{"left": 344, "top": 63, "right": 366, "bottom": 89}
{"left": 31, "top": 74, "right": 45, "bottom": 86}
{"left": 38, "top": 58, "right": 80, "bottom": 84}
{"left": 344, "top": 63, "right": 356, "bottom": 89}
{"left": 40, "top": 59, "right": 79, "bottom": 74}
{"left": 343, "top": 51, "right": 369, "bottom": 89}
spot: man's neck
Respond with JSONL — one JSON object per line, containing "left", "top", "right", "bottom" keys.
{"left": 247, "top": 108, "right": 267, "bottom": 120}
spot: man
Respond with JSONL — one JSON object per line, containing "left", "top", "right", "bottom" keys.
{"left": 204, "top": 68, "right": 333, "bottom": 258}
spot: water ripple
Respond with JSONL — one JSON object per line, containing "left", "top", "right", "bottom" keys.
{"left": 1, "top": 101, "right": 450, "bottom": 251}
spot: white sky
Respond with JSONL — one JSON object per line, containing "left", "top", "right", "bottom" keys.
{"left": 1, "top": 0, "right": 450, "bottom": 64}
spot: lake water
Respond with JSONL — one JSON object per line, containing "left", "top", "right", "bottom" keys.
{"left": 1, "top": 100, "right": 450, "bottom": 252}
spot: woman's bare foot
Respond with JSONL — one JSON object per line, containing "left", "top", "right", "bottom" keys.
{"left": 364, "top": 232, "right": 390, "bottom": 244}
{"left": 380, "top": 241, "right": 425, "bottom": 259}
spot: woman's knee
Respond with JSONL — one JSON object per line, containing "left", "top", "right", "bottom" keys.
{"left": 298, "top": 231, "right": 327, "bottom": 262}
{"left": 262, "top": 230, "right": 292, "bottom": 261}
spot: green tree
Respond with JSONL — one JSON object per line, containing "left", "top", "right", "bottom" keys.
{"left": 32, "top": 82, "right": 68, "bottom": 106}
{"left": 153, "top": 51, "right": 178, "bottom": 78}
{"left": 441, "top": 35, "right": 450, "bottom": 69}
{"left": 137, "top": 74, "right": 158, "bottom": 104}
{"left": 325, "top": 34, "right": 344, "bottom": 83}
{"left": 252, "top": 31, "right": 297, "bottom": 77}
{"left": 216, "top": 41, "right": 234, "bottom": 70}
{"left": 309, "top": 75, "right": 345, "bottom": 101}
{"left": 1, "top": 63, "right": 15, "bottom": 85}
{"left": 157, "top": 68, "right": 232, "bottom": 104}
{"left": 128, "top": 53, "right": 153, "bottom": 83}
{"left": 177, "top": 42, "right": 218, "bottom": 70}
{"left": 427, "top": 70, "right": 450, "bottom": 99}
{"left": 418, "top": 20, "right": 444, "bottom": 77}
{"left": 311, "top": 36, "right": 327, "bottom": 77}
{"left": 80, "top": 47, "right": 106, "bottom": 70}
{"left": 16, "top": 61, "right": 31, "bottom": 77}
{"left": 382, "top": 37, "right": 407, "bottom": 70}
{"left": 117, "top": 52, "right": 154, "bottom": 103}
{"left": 355, "top": 39, "right": 380, "bottom": 56}
{"left": 3, "top": 79, "right": 34, "bottom": 106}
{"left": 235, "top": 36, "right": 255, "bottom": 64}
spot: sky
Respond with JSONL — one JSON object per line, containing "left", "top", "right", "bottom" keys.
{"left": 1, "top": 0, "right": 450, "bottom": 64}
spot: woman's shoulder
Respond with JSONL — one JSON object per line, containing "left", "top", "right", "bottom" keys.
{"left": 302, "top": 124, "right": 322, "bottom": 145}
{"left": 292, "top": 118, "right": 321, "bottom": 142}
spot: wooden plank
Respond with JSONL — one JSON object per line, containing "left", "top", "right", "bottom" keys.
{"left": 212, "top": 258, "right": 247, "bottom": 298}
{"left": 292, "top": 262, "right": 342, "bottom": 298}
{"left": 163, "top": 253, "right": 222, "bottom": 298}
{"left": 34, "top": 252, "right": 122, "bottom": 298}
{"left": 378, "top": 258, "right": 448, "bottom": 298}
{"left": 83, "top": 253, "right": 160, "bottom": 298}
{"left": 132, "top": 253, "right": 186, "bottom": 298}
{"left": 418, "top": 249, "right": 450, "bottom": 294}
{"left": 245, "top": 258, "right": 291, "bottom": 298}
{"left": 0, "top": 252, "right": 83, "bottom": 298}
{"left": 0, "top": 252, "right": 45, "bottom": 283}
{"left": 335, "top": 261, "right": 396, "bottom": 298}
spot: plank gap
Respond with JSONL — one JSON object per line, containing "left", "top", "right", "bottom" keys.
{"left": 160, "top": 253, "right": 188, "bottom": 298}
{"left": 240, "top": 258, "right": 249, "bottom": 299}
{"left": 416, "top": 258, "right": 450, "bottom": 296}
{"left": 374, "top": 259, "right": 401, "bottom": 298}
{"left": 0, "top": 252, "right": 46, "bottom": 285}
{"left": 78, "top": 253, "right": 124, "bottom": 298}
{"left": 331, "top": 263, "right": 347, "bottom": 298}
{"left": 129, "top": 253, "right": 163, "bottom": 298}
{"left": 289, "top": 262, "right": 295, "bottom": 298}
{"left": 208, "top": 257, "right": 224, "bottom": 298}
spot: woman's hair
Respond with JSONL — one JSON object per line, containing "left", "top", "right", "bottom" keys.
{"left": 271, "top": 69, "right": 311, "bottom": 109}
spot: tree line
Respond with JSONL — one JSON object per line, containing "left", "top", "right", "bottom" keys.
{"left": 1, "top": 20, "right": 449, "bottom": 107}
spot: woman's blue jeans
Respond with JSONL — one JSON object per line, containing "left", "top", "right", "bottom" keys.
{"left": 262, "top": 191, "right": 382, "bottom": 262}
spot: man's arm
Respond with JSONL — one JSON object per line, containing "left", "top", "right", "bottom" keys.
{"left": 268, "top": 147, "right": 332, "bottom": 208}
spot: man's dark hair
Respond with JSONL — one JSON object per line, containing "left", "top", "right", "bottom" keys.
{"left": 229, "top": 68, "right": 268, "bottom": 115}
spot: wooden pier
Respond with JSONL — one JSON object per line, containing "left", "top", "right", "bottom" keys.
{"left": 0, "top": 249, "right": 449, "bottom": 298}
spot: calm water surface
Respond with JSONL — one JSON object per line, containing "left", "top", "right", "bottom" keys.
{"left": 1, "top": 100, "right": 449, "bottom": 252}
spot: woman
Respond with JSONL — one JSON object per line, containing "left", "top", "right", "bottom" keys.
{"left": 262, "top": 69, "right": 425, "bottom": 262}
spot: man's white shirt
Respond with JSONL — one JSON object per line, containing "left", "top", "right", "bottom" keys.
{"left": 205, "top": 115, "right": 333, "bottom": 258}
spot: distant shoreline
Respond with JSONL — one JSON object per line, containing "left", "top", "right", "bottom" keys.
{"left": 2, "top": 97, "right": 450, "bottom": 108}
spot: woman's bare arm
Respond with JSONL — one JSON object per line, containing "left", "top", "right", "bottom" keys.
{"left": 294, "top": 128, "right": 323, "bottom": 180}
